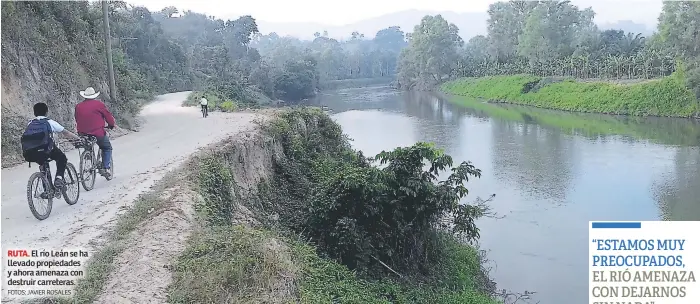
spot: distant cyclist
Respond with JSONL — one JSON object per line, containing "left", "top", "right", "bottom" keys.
{"left": 21, "top": 103, "right": 82, "bottom": 189}
{"left": 200, "top": 96, "right": 208, "bottom": 117}
{"left": 74, "top": 87, "right": 116, "bottom": 179}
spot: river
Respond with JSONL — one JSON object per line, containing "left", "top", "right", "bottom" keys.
{"left": 310, "top": 85, "right": 700, "bottom": 304}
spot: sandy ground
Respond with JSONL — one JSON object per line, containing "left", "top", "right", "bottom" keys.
{"left": 1, "top": 92, "right": 264, "bottom": 302}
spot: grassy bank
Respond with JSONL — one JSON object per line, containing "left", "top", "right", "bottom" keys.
{"left": 443, "top": 94, "right": 700, "bottom": 147}
{"left": 167, "top": 109, "right": 500, "bottom": 303}
{"left": 441, "top": 71, "right": 700, "bottom": 118}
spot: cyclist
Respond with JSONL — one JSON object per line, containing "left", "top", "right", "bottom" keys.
{"left": 74, "top": 87, "right": 116, "bottom": 179}
{"left": 21, "top": 102, "right": 82, "bottom": 189}
{"left": 200, "top": 95, "right": 208, "bottom": 117}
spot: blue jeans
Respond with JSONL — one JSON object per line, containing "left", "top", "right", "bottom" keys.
{"left": 96, "top": 135, "right": 112, "bottom": 169}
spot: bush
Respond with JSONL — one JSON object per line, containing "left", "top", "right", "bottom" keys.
{"left": 219, "top": 101, "right": 237, "bottom": 112}
{"left": 259, "top": 109, "right": 488, "bottom": 278}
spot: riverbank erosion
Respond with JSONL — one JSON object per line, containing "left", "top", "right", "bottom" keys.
{"left": 52, "top": 108, "right": 500, "bottom": 304}
{"left": 441, "top": 71, "right": 700, "bottom": 119}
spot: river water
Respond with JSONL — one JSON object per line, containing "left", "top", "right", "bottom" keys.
{"left": 311, "top": 85, "right": 700, "bottom": 304}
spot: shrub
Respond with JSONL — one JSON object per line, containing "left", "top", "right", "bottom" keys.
{"left": 219, "top": 101, "right": 237, "bottom": 112}
{"left": 306, "top": 143, "right": 485, "bottom": 276}
{"left": 260, "top": 109, "right": 488, "bottom": 278}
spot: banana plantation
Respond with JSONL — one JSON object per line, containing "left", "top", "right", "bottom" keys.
{"left": 454, "top": 50, "right": 680, "bottom": 80}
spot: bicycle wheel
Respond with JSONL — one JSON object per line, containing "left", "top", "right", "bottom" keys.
{"left": 62, "top": 162, "right": 80, "bottom": 205}
{"left": 26, "top": 172, "right": 53, "bottom": 220}
{"left": 80, "top": 149, "right": 97, "bottom": 191}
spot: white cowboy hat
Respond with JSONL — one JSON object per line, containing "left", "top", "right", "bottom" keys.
{"left": 79, "top": 87, "right": 100, "bottom": 99}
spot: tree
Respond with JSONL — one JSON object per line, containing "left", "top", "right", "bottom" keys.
{"left": 657, "top": 1, "right": 700, "bottom": 97}
{"left": 397, "top": 15, "right": 463, "bottom": 89}
{"left": 160, "top": 6, "right": 178, "bottom": 18}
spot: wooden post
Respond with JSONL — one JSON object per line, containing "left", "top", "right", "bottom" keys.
{"left": 102, "top": 0, "right": 117, "bottom": 101}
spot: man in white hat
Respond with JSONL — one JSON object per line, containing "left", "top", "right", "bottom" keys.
{"left": 75, "top": 87, "right": 116, "bottom": 179}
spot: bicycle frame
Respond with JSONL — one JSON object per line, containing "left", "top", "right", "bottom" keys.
{"left": 39, "top": 162, "right": 54, "bottom": 189}
{"left": 37, "top": 161, "right": 61, "bottom": 199}
{"left": 81, "top": 138, "right": 102, "bottom": 169}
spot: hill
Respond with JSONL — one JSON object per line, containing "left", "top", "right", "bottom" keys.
{"left": 599, "top": 20, "right": 655, "bottom": 36}
{"left": 255, "top": 9, "right": 489, "bottom": 40}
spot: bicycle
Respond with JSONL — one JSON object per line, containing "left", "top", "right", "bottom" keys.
{"left": 201, "top": 105, "right": 208, "bottom": 118}
{"left": 77, "top": 128, "right": 114, "bottom": 191}
{"left": 26, "top": 157, "right": 80, "bottom": 221}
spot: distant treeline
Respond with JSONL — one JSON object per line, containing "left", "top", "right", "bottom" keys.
{"left": 396, "top": 0, "right": 700, "bottom": 100}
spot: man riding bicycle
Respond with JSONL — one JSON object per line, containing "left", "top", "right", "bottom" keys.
{"left": 74, "top": 87, "right": 116, "bottom": 179}
{"left": 200, "top": 95, "right": 208, "bottom": 117}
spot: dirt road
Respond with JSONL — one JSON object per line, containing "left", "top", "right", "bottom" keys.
{"left": 1, "top": 92, "right": 263, "bottom": 300}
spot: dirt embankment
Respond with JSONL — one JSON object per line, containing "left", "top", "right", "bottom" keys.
{"left": 92, "top": 122, "right": 291, "bottom": 303}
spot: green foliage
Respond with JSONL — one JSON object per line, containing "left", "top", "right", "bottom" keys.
{"left": 397, "top": 15, "right": 464, "bottom": 89}
{"left": 175, "top": 108, "right": 498, "bottom": 303}
{"left": 167, "top": 225, "right": 296, "bottom": 304}
{"left": 304, "top": 143, "right": 485, "bottom": 274}
{"left": 294, "top": 236, "right": 498, "bottom": 304}
{"left": 219, "top": 101, "right": 237, "bottom": 112}
{"left": 395, "top": 0, "right": 700, "bottom": 101}
{"left": 196, "top": 157, "right": 235, "bottom": 225}
{"left": 442, "top": 72, "right": 700, "bottom": 117}
{"left": 167, "top": 224, "right": 497, "bottom": 304}
{"left": 274, "top": 57, "right": 320, "bottom": 101}
{"left": 252, "top": 27, "right": 407, "bottom": 85}
{"left": 256, "top": 109, "right": 490, "bottom": 280}
{"left": 0, "top": 1, "right": 198, "bottom": 164}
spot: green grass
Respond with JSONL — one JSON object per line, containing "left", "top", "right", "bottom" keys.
{"left": 441, "top": 71, "right": 700, "bottom": 118}
{"left": 167, "top": 225, "right": 298, "bottom": 303}
{"left": 294, "top": 237, "right": 499, "bottom": 304}
{"left": 166, "top": 223, "right": 499, "bottom": 304}
{"left": 34, "top": 173, "right": 183, "bottom": 304}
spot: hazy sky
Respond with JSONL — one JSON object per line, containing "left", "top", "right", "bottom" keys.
{"left": 127, "top": 0, "right": 664, "bottom": 27}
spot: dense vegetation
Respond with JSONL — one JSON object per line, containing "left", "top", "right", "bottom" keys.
{"left": 168, "top": 109, "right": 500, "bottom": 303}
{"left": 1, "top": 0, "right": 407, "bottom": 142}
{"left": 397, "top": 0, "right": 700, "bottom": 107}
{"left": 1, "top": 1, "right": 192, "bottom": 102}
{"left": 0, "top": 1, "right": 197, "bottom": 165}
{"left": 153, "top": 7, "right": 406, "bottom": 104}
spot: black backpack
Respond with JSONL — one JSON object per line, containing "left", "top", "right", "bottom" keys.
{"left": 21, "top": 118, "right": 54, "bottom": 163}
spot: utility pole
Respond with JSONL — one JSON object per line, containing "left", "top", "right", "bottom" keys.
{"left": 102, "top": 0, "right": 117, "bottom": 101}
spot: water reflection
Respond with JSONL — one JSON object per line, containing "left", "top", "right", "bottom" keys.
{"left": 654, "top": 147, "right": 700, "bottom": 221}
{"left": 312, "top": 85, "right": 700, "bottom": 304}
{"left": 490, "top": 119, "right": 576, "bottom": 203}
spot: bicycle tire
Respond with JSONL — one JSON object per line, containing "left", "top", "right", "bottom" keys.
{"left": 80, "top": 149, "right": 97, "bottom": 191}
{"left": 27, "top": 172, "right": 53, "bottom": 220}
{"left": 62, "top": 162, "right": 80, "bottom": 205}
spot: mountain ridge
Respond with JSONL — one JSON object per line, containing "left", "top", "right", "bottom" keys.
{"left": 251, "top": 9, "right": 657, "bottom": 41}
